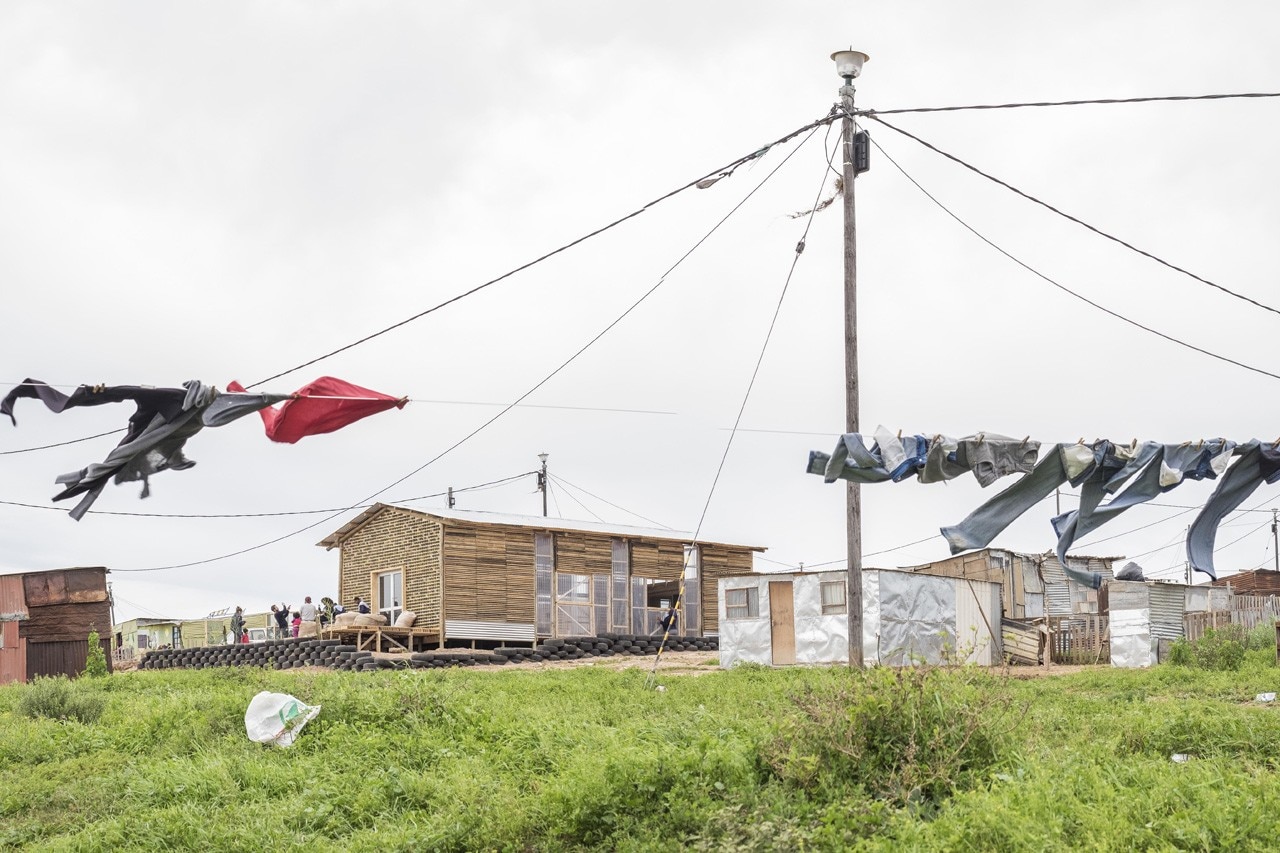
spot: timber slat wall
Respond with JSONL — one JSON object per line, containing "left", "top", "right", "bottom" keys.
{"left": 699, "top": 546, "right": 753, "bottom": 635}
{"left": 328, "top": 506, "right": 761, "bottom": 638}
{"left": 339, "top": 511, "right": 443, "bottom": 631}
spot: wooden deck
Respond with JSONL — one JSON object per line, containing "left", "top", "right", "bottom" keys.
{"left": 322, "top": 625, "right": 439, "bottom": 653}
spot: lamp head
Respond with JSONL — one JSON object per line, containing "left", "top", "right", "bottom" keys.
{"left": 830, "top": 49, "right": 869, "bottom": 81}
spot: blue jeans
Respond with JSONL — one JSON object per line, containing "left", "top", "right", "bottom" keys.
{"left": 1186, "top": 441, "right": 1280, "bottom": 579}
{"left": 941, "top": 443, "right": 1105, "bottom": 587}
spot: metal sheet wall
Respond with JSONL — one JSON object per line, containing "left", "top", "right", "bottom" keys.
{"left": 955, "top": 577, "right": 1003, "bottom": 665}
{"left": 1148, "top": 583, "right": 1187, "bottom": 640}
{"left": 26, "top": 638, "right": 97, "bottom": 680}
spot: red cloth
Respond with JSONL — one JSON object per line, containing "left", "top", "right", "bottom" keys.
{"left": 227, "top": 377, "right": 406, "bottom": 444}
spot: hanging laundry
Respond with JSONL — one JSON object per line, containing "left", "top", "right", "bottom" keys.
{"left": 1186, "top": 440, "right": 1280, "bottom": 579}
{"left": 226, "top": 376, "right": 406, "bottom": 444}
{"left": 940, "top": 442, "right": 1102, "bottom": 587}
{"left": 955, "top": 433, "right": 1041, "bottom": 488}
{"left": 0, "top": 379, "right": 289, "bottom": 520}
{"left": 807, "top": 433, "right": 893, "bottom": 484}
{"left": 1049, "top": 440, "right": 1234, "bottom": 570}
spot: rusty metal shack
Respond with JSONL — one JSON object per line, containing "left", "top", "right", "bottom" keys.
{"left": 0, "top": 566, "right": 113, "bottom": 684}
{"left": 318, "top": 505, "right": 764, "bottom": 647}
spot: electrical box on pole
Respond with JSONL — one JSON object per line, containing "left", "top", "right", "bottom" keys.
{"left": 853, "top": 130, "right": 871, "bottom": 174}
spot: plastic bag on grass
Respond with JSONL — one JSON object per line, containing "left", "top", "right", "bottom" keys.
{"left": 245, "top": 691, "right": 321, "bottom": 748}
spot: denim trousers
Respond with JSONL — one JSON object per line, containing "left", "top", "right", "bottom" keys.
{"left": 1186, "top": 441, "right": 1280, "bottom": 579}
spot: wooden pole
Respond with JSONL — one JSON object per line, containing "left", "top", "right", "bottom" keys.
{"left": 841, "top": 79, "right": 863, "bottom": 669}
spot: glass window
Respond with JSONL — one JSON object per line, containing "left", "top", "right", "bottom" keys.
{"left": 377, "top": 569, "right": 403, "bottom": 623}
{"left": 611, "top": 538, "right": 630, "bottom": 632}
{"left": 535, "top": 533, "right": 554, "bottom": 636}
{"left": 820, "top": 581, "right": 847, "bottom": 615}
{"left": 725, "top": 587, "right": 759, "bottom": 619}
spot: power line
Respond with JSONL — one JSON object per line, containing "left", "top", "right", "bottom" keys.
{"left": 545, "top": 475, "right": 605, "bottom": 523}
{"left": 862, "top": 91, "right": 1280, "bottom": 116}
{"left": 546, "top": 473, "right": 673, "bottom": 530}
{"left": 0, "top": 471, "right": 533, "bottom": 519}
{"left": 649, "top": 142, "right": 835, "bottom": 681}
{"left": 866, "top": 115, "right": 1280, "bottom": 318}
{"left": 114, "top": 125, "right": 820, "bottom": 572}
{"left": 244, "top": 112, "right": 841, "bottom": 389}
{"left": 0, "top": 428, "right": 124, "bottom": 456}
{"left": 867, "top": 134, "right": 1280, "bottom": 383}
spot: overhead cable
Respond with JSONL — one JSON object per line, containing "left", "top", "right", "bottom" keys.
{"left": 245, "top": 111, "right": 841, "bottom": 389}
{"left": 547, "top": 473, "right": 670, "bottom": 529}
{"left": 649, "top": 145, "right": 834, "bottom": 681}
{"left": 0, "top": 471, "right": 534, "bottom": 519}
{"left": 868, "top": 135, "right": 1280, "bottom": 382}
{"left": 867, "top": 115, "right": 1280, "bottom": 317}
{"left": 862, "top": 91, "right": 1280, "bottom": 116}
{"left": 114, "top": 125, "right": 820, "bottom": 572}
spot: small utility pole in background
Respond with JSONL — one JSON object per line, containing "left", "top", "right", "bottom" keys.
{"left": 1272, "top": 509, "right": 1278, "bottom": 572}
{"left": 538, "top": 452, "right": 550, "bottom": 517}
{"left": 832, "top": 48, "right": 869, "bottom": 668}
{"left": 447, "top": 486, "right": 456, "bottom": 509}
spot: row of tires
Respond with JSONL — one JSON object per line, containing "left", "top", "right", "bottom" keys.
{"left": 139, "top": 639, "right": 380, "bottom": 671}
{"left": 139, "top": 633, "right": 719, "bottom": 673}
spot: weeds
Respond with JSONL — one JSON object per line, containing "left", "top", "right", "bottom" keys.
{"left": 17, "top": 675, "right": 105, "bottom": 724}
{"left": 765, "top": 666, "right": 1023, "bottom": 807}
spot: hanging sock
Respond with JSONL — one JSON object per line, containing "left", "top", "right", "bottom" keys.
{"left": 227, "top": 377, "right": 406, "bottom": 444}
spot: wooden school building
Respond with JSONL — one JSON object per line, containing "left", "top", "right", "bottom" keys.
{"left": 317, "top": 505, "right": 765, "bottom": 647}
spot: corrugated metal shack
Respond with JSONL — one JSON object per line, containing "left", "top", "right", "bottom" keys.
{"left": 903, "top": 549, "right": 1118, "bottom": 664}
{"left": 717, "top": 568, "right": 1003, "bottom": 668}
{"left": 1209, "top": 569, "right": 1280, "bottom": 597}
{"left": 0, "top": 567, "right": 112, "bottom": 684}
{"left": 319, "top": 505, "right": 764, "bottom": 647}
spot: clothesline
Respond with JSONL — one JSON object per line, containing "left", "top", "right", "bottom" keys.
{"left": 0, "top": 381, "right": 677, "bottom": 416}
{"left": 1, "top": 376, "right": 407, "bottom": 520}
{"left": 808, "top": 428, "right": 1280, "bottom": 588}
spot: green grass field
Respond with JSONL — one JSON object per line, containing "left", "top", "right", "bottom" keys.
{"left": 3, "top": 655, "right": 1280, "bottom": 851}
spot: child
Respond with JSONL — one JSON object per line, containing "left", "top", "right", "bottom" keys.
{"left": 290, "top": 612, "right": 301, "bottom": 638}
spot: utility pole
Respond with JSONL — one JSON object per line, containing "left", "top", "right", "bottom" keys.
{"left": 537, "top": 452, "right": 549, "bottom": 517}
{"left": 832, "top": 49, "right": 869, "bottom": 668}
{"left": 1272, "top": 509, "right": 1278, "bottom": 573}
{"left": 447, "top": 486, "right": 455, "bottom": 509}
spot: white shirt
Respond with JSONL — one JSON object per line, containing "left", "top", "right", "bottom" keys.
{"left": 299, "top": 602, "right": 318, "bottom": 622}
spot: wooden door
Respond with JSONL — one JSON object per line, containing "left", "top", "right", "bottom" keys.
{"left": 769, "top": 581, "right": 796, "bottom": 665}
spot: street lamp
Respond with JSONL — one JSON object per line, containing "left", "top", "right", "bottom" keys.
{"left": 832, "top": 47, "right": 868, "bottom": 668}
{"left": 830, "top": 49, "right": 869, "bottom": 82}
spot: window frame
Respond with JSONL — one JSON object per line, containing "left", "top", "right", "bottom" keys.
{"left": 820, "top": 581, "right": 848, "bottom": 615}
{"left": 724, "top": 586, "right": 759, "bottom": 620}
{"left": 375, "top": 568, "right": 404, "bottom": 624}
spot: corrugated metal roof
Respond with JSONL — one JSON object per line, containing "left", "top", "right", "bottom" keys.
{"left": 317, "top": 503, "right": 766, "bottom": 552}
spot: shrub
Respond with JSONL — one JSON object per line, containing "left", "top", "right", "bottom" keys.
{"left": 764, "top": 667, "right": 1021, "bottom": 807}
{"left": 17, "top": 675, "right": 106, "bottom": 724}
{"left": 84, "top": 630, "right": 108, "bottom": 678}
{"left": 1169, "top": 628, "right": 1247, "bottom": 671}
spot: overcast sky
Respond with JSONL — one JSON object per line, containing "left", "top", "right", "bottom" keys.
{"left": 3, "top": 1, "right": 1279, "bottom": 624}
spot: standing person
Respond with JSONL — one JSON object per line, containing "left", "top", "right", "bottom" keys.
{"left": 230, "top": 607, "right": 244, "bottom": 645}
{"left": 290, "top": 612, "right": 301, "bottom": 638}
{"left": 299, "top": 596, "right": 318, "bottom": 624}
{"left": 298, "top": 596, "right": 319, "bottom": 638}
{"left": 270, "top": 604, "right": 290, "bottom": 640}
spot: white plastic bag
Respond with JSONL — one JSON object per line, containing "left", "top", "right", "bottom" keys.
{"left": 245, "top": 691, "right": 321, "bottom": 748}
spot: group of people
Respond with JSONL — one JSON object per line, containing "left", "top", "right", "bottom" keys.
{"left": 227, "top": 595, "right": 373, "bottom": 643}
